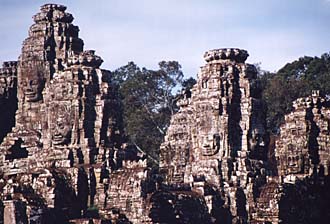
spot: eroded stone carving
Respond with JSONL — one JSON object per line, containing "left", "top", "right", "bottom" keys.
{"left": 275, "top": 90, "right": 330, "bottom": 178}
{"left": 20, "top": 62, "right": 45, "bottom": 102}
{"left": 50, "top": 103, "right": 73, "bottom": 145}
{"left": 0, "top": 4, "right": 150, "bottom": 224}
{"left": 159, "top": 49, "right": 330, "bottom": 224}
{"left": 159, "top": 48, "right": 269, "bottom": 223}
{"left": 0, "top": 61, "right": 18, "bottom": 143}
{"left": 0, "top": 4, "right": 329, "bottom": 224}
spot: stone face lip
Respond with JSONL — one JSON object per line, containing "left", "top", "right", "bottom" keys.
{"left": 204, "top": 48, "right": 249, "bottom": 63}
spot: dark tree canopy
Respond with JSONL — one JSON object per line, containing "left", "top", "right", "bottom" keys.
{"left": 112, "top": 61, "right": 196, "bottom": 165}
{"left": 259, "top": 52, "right": 330, "bottom": 133}
{"left": 112, "top": 51, "right": 330, "bottom": 164}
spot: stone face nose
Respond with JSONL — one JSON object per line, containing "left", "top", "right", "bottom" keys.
{"left": 203, "top": 48, "right": 249, "bottom": 63}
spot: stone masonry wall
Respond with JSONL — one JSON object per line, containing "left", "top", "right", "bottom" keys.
{"left": 160, "top": 48, "right": 268, "bottom": 223}
{"left": 0, "top": 4, "right": 150, "bottom": 224}
{"left": 1, "top": 4, "right": 330, "bottom": 224}
{"left": 0, "top": 61, "right": 18, "bottom": 143}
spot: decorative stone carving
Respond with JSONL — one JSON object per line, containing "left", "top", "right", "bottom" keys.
{"left": 20, "top": 61, "right": 45, "bottom": 102}
{"left": 0, "top": 4, "right": 329, "bottom": 224}
{"left": 276, "top": 90, "right": 330, "bottom": 178}
{"left": 49, "top": 102, "right": 73, "bottom": 146}
{"left": 204, "top": 48, "right": 249, "bottom": 63}
{"left": 0, "top": 4, "right": 151, "bottom": 224}
{"left": 160, "top": 48, "right": 268, "bottom": 223}
{"left": 159, "top": 50, "right": 330, "bottom": 224}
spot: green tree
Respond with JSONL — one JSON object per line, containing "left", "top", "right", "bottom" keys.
{"left": 260, "top": 52, "right": 330, "bottom": 133}
{"left": 112, "top": 61, "right": 185, "bottom": 165}
{"left": 182, "top": 77, "right": 197, "bottom": 92}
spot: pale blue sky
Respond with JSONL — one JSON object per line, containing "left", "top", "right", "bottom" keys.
{"left": 1, "top": 0, "right": 330, "bottom": 77}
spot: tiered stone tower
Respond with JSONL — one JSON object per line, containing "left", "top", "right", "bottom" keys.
{"left": 160, "top": 48, "right": 268, "bottom": 223}
{"left": 252, "top": 91, "right": 330, "bottom": 223}
{"left": 1, "top": 4, "right": 330, "bottom": 224}
{"left": 276, "top": 90, "right": 330, "bottom": 180}
{"left": 0, "top": 4, "right": 150, "bottom": 223}
{"left": 0, "top": 4, "right": 119, "bottom": 173}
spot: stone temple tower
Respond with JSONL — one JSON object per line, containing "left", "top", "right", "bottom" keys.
{"left": 0, "top": 4, "right": 123, "bottom": 173}
{"left": 276, "top": 90, "right": 330, "bottom": 180}
{"left": 1, "top": 4, "right": 329, "bottom": 222}
{"left": 0, "top": 4, "right": 86, "bottom": 166}
{"left": 0, "top": 4, "right": 128, "bottom": 223}
{"left": 160, "top": 48, "right": 268, "bottom": 223}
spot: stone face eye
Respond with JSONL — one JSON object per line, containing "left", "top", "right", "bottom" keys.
{"left": 31, "top": 80, "right": 39, "bottom": 85}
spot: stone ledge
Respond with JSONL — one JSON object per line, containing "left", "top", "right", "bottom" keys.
{"left": 204, "top": 48, "right": 249, "bottom": 63}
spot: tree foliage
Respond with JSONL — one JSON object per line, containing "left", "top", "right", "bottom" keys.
{"left": 112, "top": 51, "right": 330, "bottom": 164}
{"left": 260, "top": 52, "right": 330, "bottom": 133}
{"left": 112, "top": 61, "right": 195, "bottom": 165}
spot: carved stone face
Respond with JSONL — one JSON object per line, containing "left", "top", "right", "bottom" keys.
{"left": 249, "top": 99, "right": 267, "bottom": 158}
{"left": 101, "top": 83, "right": 109, "bottom": 95}
{"left": 202, "top": 134, "right": 221, "bottom": 156}
{"left": 21, "top": 73, "right": 45, "bottom": 102}
{"left": 201, "top": 135, "right": 212, "bottom": 155}
{"left": 249, "top": 127, "right": 266, "bottom": 159}
{"left": 50, "top": 103, "right": 72, "bottom": 145}
{"left": 249, "top": 128, "right": 265, "bottom": 150}
{"left": 196, "top": 103, "right": 222, "bottom": 156}
{"left": 51, "top": 80, "right": 72, "bottom": 100}
{"left": 285, "top": 144, "right": 303, "bottom": 174}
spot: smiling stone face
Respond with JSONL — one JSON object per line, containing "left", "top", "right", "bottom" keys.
{"left": 249, "top": 127, "right": 266, "bottom": 153}
{"left": 196, "top": 104, "right": 221, "bottom": 156}
{"left": 20, "top": 63, "right": 45, "bottom": 102}
{"left": 49, "top": 103, "right": 72, "bottom": 145}
{"left": 22, "top": 77, "right": 44, "bottom": 102}
{"left": 285, "top": 144, "right": 303, "bottom": 174}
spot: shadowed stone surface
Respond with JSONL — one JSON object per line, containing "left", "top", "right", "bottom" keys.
{"left": 0, "top": 4, "right": 150, "bottom": 224}
{"left": 160, "top": 48, "right": 268, "bottom": 223}
{"left": 159, "top": 51, "right": 330, "bottom": 223}
{"left": 0, "top": 61, "right": 18, "bottom": 143}
{"left": 0, "top": 4, "right": 329, "bottom": 224}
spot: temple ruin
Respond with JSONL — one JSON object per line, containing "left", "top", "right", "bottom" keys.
{"left": 0, "top": 4, "right": 329, "bottom": 224}
{"left": 0, "top": 4, "right": 149, "bottom": 223}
